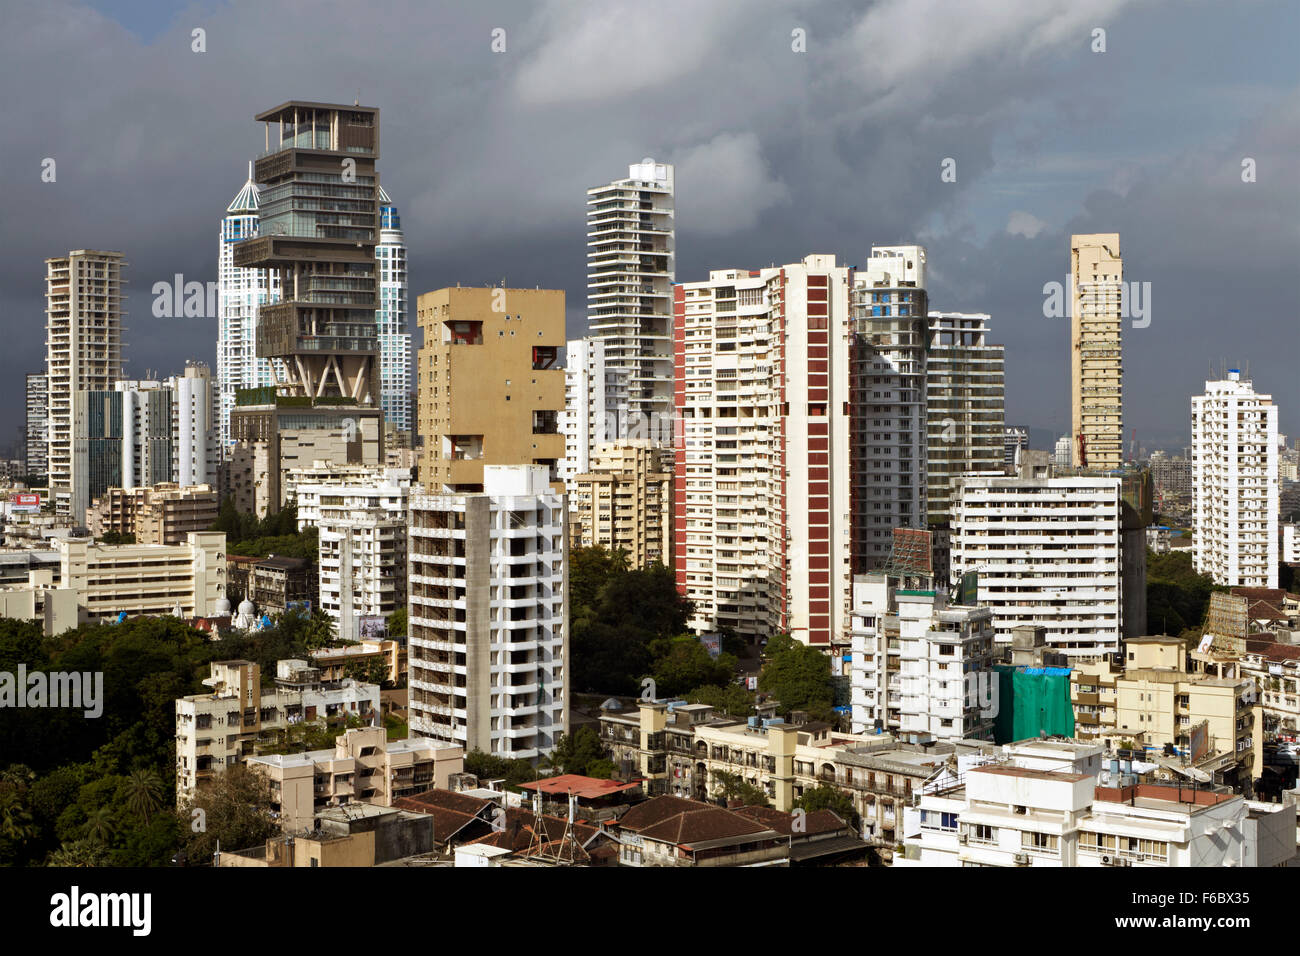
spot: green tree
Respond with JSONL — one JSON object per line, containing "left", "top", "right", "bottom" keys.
{"left": 464, "top": 750, "right": 538, "bottom": 790}
{"left": 179, "top": 764, "right": 277, "bottom": 861}
{"left": 711, "top": 770, "right": 770, "bottom": 808}
{"left": 123, "top": 769, "right": 164, "bottom": 824}
{"left": 685, "top": 683, "right": 756, "bottom": 718}
{"left": 386, "top": 607, "right": 408, "bottom": 639}
{"left": 545, "top": 727, "right": 609, "bottom": 776}
{"left": 47, "top": 839, "right": 110, "bottom": 867}
{"left": 648, "top": 635, "right": 736, "bottom": 699}
{"left": 794, "top": 782, "right": 859, "bottom": 828}
{"left": 758, "top": 638, "right": 835, "bottom": 720}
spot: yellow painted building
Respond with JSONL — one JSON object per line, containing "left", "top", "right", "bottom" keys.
{"left": 416, "top": 287, "right": 565, "bottom": 492}
{"left": 569, "top": 440, "right": 672, "bottom": 567}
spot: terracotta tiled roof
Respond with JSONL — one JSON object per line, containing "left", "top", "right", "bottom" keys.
{"left": 731, "top": 804, "right": 847, "bottom": 837}
{"left": 615, "top": 795, "right": 711, "bottom": 832}
{"left": 634, "top": 805, "right": 773, "bottom": 847}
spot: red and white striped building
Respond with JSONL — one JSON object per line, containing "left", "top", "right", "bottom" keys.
{"left": 673, "top": 255, "right": 854, "bottom": 646}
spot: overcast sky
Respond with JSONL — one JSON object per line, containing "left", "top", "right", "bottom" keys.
{"left": 4, "top": 0, "right": 1297, "bottom": 454}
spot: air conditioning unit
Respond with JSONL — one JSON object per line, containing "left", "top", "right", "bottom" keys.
{"left": 958, "top": 833, "right": 968, "bottom": 844}
{"left": 1100, "top": 854, "right": 1114, "bottom": 865}
{"left": 1134, "top": 853, "right": 1145, "bottom": 862}
{"left": 1013, "top": 852, "right": 1029, "bottom": 865}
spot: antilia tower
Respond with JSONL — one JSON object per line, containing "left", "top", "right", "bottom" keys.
{"left": 229, "top": 102, "right": 385, "bottom": 513}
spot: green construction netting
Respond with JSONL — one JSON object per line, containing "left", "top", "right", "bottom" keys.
{"left": 992, "top": 665, "right": 1075, "bottom": 744}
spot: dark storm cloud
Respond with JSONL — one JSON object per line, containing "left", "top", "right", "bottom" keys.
{"left": 0, "top": 0, "right": 1295, "bottom": 451}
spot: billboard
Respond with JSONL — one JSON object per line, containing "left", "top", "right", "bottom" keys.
{"left": 358, "top": 615, "right": 388, "bottom": 640}
{"left": 1189, "top": 720, "right": 1210, "bottom": 762}
{"left": 9, "top": 492, "right": 40, "bottom": 513}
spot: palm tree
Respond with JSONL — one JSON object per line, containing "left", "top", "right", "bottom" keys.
{"left": 124, "top": 769, "right": 164, "bottom": 824}
{"left": 83, "top": 807, "right": 114, "bottom": 845}
{"left": 48, "top": 839, "right": 109, "bottom": 867}
{"left": 0, "top": 789, "right": 37, "bottom": 844}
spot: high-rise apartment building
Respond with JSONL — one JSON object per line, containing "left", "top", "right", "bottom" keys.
{"left": 73, "top": 365, "right": 216, "bottom": 521}
{"left": 569, "top": 441, "right": 672, "bottom": 568}
{"left": 217, "top": 165, "right": 282, "bottom": 457}
{"left": 25, "top": 373, "right": 47, "bottom": 478}
{"left": 675, "top": 255, "right": 854, "bottom": 646}
{"left": 46, "top": 250, "right": 126, "bottom": 520}
{"left": 295, "top": 470, "right": 411, "bottom": 640}
{"left": 586, "top": 160, "right": 674, "bottom": 441}
{"left": 407, "top": 465, "right": 568, "bottom": 760}
{"left": 850, "top": 246, "right": 929, "bottom": 571}
{"left": 925, "top": 312, "right": 1005, "bottom": 525}
{"left": 415, "top": 286, "right": 564, "bottom": 493}
{"left": 950, "top": 475, "right": 1127, "bottom": 659}
{"left": 1003, "top": 426, "right": 1029, "bottom": 471}
{"left": 376, "top": 186, "right": 411, "bottom": 434}
{"left": 559, "top": 337, "right": 614, "bottom": 484}
{"left": 229, "top": 102, "right": 386, "bottom": 509}
{"left": 1192, "top": 371, "right": 1279, "bottom": 588}
{"left": 1070, "top": 233, "right": 1124, "bottom": 470}
{"left": 849, "top": 572, "right": 996, "bottom": 741}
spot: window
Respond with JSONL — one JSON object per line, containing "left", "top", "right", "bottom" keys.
{"left": 1021, "top": 831, "right": 1059, "bottom": 854}
{"left": 921, "top": 810, "right": 958, "bottom": 832}
{"left": 970, "top": 824, "right": 997, "bottom": 846}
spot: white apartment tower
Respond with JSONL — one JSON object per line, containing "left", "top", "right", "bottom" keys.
{"left": 407, "top": 465, "right": 568, "bottom": 761}
{"left": 296, "top": 470, "right": 412, "bottom": 640}
{"left": 950, "top": 475, "right": 1126, "bottom": 659}
{"left": 1070, "top": 233, "right": 1124, "bottom": 470}
{"left": 851, "top": 246, "right": 929, "bottom": 571}
{"left": 675, "top": 255, "right": 854, "bottom": 647}
{"left": 559, "top": 337, "right": 614, "bottom": 484}
{"left": 586, "top": 160, "right": 675, "bottom": 442}
{"left": 1192, "top": 371, "right": 1279, "bottom": 588}
{"left": 849, "top": 573, "right": 996, "bottom": 741}
{"left": 217, "top": 165, "right": 281, "bottom": 457}
{"left": 46, "top": 250, "right": 126, "bottom": 520}
{"left": 376, "top": 186, "right": 412, "bottom": 434}
{"left": 925, "top": 312, "right": 1006, "bottom": 524}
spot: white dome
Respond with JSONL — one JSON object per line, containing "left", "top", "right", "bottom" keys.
{"left": 237, "top": 599, "right": 256, "bottom": 616}
{"left": 214, "top": 597, "right": 232, "bottom": 615}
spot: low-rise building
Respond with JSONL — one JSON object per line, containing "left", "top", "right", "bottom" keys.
{"left": 217, "top": 804, "right": 434, "bottom": 867}
{"left": 88, "top": 483, "right": 219, "bottom": 545}
{"left": 247, "top": 726, "right": 463, "bottom": 833}
{"left": 57, "top": 531, "right": 226, "bottom": 619}
{"left": 175, "top": 658, "right": 380, "bottom": 801}
{"left": 225, "top": 554, "right": 315, "bottom": 615}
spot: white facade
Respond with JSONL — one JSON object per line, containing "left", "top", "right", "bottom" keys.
{"left": 376, "top": 186, "right": 412, "bottom": 434}
{"left": 1192, "top": 372, "right": 1279, "bottom": 589}
{"left": 586, "top": 160, "right": 675, "bottom": 439}
{"left": 407, "top": 465, "right": 568, "bottom": 761}
{"left": 850, "top": 574, "right": 996, "bottom": 741}
{"left": 851, "top": 246, "right": 929, "bottom": 569}
{"left": 559, "top": 337, "right": 614, "bottom": 485}
{"left": 925, "top": 312, "right": 1005, "bottom": 525}
{"left": 296, "top": 471, "right": 412, "bottom": 640}
{"left": 1284, "top": 523, "right": 1299, "bottom": 565}
{"left": 951, "top": 475, "right": 1124, "bottom": 659}
{"left": 900, "top": 763, "right": 1278, "bottom": 868}
{"left": 676, "top": 256, "right": 853, "bottom": 647}
{"left": 46, "top": 250, "right": 126, "bottom": 519}
{"left": 1053, "top": 435, "right": 1072, "bottom": 469}
{"left": 216, "top": 166, "right": 282, "bottom": 458}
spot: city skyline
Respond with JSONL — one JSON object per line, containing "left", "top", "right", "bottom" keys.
{"left": 1, "top": 0, "right": 1296, "bottom": 451}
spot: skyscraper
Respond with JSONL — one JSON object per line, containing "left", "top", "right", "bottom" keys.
{"left": 229, "top": 102, "right": 386, "bottom": 511}
{"left": 376, "top": 185, "right": 411, "bottom": 434}
{"left": 559, "top": 337, "right": 612, "bottom": 484}
{"left": 25, "top": 372, "right": 47, "bottom": 478}
{"left": 925, "top": 312, "right": 1006, "bottom": 524}
{"left": 408, "top": 465, "right": 568, "bottom": 760}
{"left": 1192, "top": 371, "right": 1279, "bottom": 588}
{"left": 674, "top": 255, "right": 854, "bottom": 646}
{"left": 217, "top": 163, "right": 282, "bottom": 458}
{"left": 850, "top": 245, "right": 929, "bottom": 572}
{"left": 46, "top": 249, "right": 126, "bottom": 521}
{"left": 586, "top": 159, "right": 674, "bottom": 442}
{"left": 1070, "top": 233, "right": 1124, "bottom": 470}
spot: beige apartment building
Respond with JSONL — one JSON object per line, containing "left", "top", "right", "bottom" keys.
{"left": 45, "top": 250, "right": 127, "bottom": 521}
{"left": 247, "top": 726, "right": 464, "bottom": 832}
{"left": 88, "top": 483, "right": 219, "bottom": 545}
{"left": 56, "top": 531, "right": 226, "bottom": 619}
{"left": 569, "top": 440, "right": 672, "bottom": 567}
{"left": 416, "top": 286, "right": 565, "bottom": 493}
{"left": 1069, "top": 233, "right": 1124, "bottom": 470}
{"left": 1070, "top": 636, "right": 1259, "bottom": 791}
{"left": 175, "top": 659, "right": 381, "bottom": 801}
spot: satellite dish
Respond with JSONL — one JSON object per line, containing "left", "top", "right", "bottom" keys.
{"left": 1175, "top": 765, "right": 1212, "bottom": 784}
